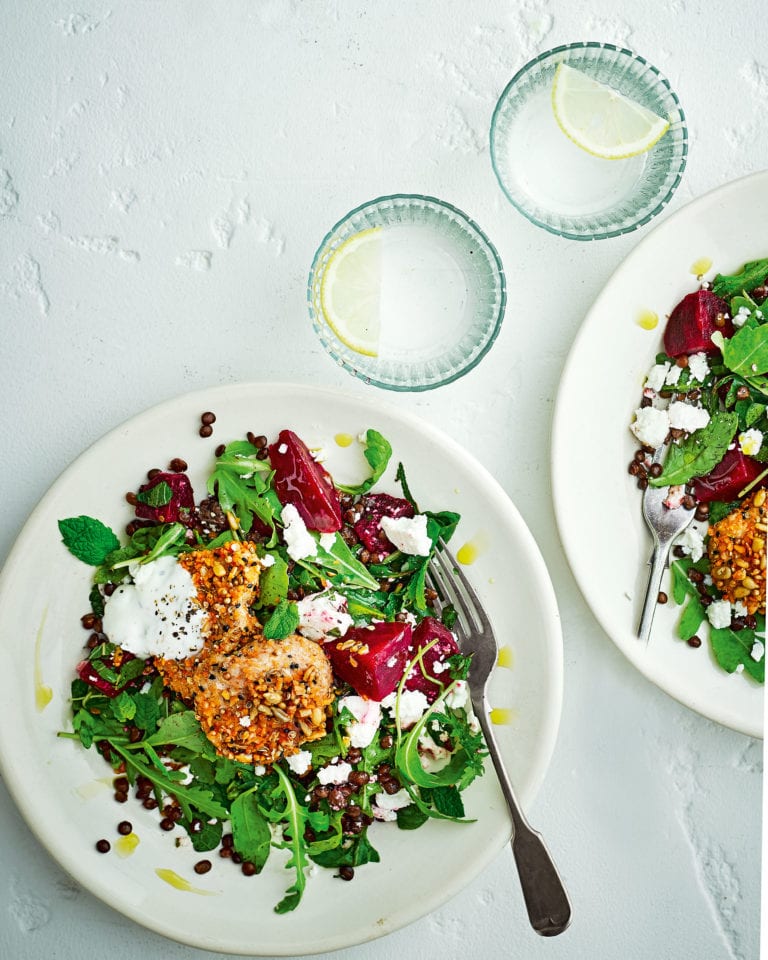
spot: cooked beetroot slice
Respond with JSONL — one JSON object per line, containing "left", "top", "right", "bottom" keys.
{"left": 663, "top": 290, "right": 732, "bottom": 357}
{"left": 135, "top": 472, "right": 195, "bottom": 526}
{"left": 268, "top": 429, "right": 342, "bottom": 533}
{"left": 354, "top": 493, "right": 415, "bottom": 554}
{"left": 76, "top": 652, "right": 136, "bottom": 698}
{"left": 405, "top": 617, "right": 460, "bottom": 703}
{"left": 327, "top": 622, "right": 412, "bottom": 701}
{"left": 693, "top": 448, "right": 767, "bottom": 503}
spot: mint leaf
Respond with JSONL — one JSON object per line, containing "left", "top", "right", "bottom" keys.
{"left": 712, "top": 258, "right": 768, "bottom": 299}
{"left": 136, "top": 481, "right": 173, "bottom": 507}
{"left": 424, "top": 784, "right": 465, "bottom": 818}
{"left": 263, "top": 600, "right": 299, "bottom": 640}
{"left": 89, "top": 584, "right": 105, "bottom": 618}
{"left": 113, "top": 691, "right": 137, "bottom": 722}
{"left": 396, "top": 804, "right": 429, "bottom": 830}
{"left": 336, "top": 429, "right": 392, "bottom": 495}
{"left": 651, "top": 412, "right": 738, "bottom": 487}
{"left": 58, "top": 516, "right": 120, "bottom": 565}
{"left": 231, "top": 792, "right": 271, "bottom": 870}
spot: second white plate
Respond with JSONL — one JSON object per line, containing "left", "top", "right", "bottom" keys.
{"left": 553, "top": 171, "right": 767, "bottom": 739}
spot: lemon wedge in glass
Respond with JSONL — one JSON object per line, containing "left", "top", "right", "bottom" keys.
{"left": 552, "top": 63, "right": 670, "bottom": 160}
{"left": 319, "top": 227, "right": 382, "bottom": 357}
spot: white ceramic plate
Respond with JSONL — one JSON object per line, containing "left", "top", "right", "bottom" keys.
{"left": 0, "top": 382, "right": 563, "bottom": 955}
{"left": 552, "top": 171, "right": 767, "bottom": 739}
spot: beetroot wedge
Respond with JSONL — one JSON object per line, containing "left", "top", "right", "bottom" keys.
{"left": 135, "top": 472, "right": 195, "bottom": 526}
{"left": 663, "top": 290, "right": 732, "bottom": 357}
{"left": 405, "top": 617, "right": 460, "bottom": 703}
{"left": 693, "top": 447, "right": 767, "bottom": 503}
{"left": 268, "top": 430, "right": 342, "bottom": 533}
{"left": 327, "top": 622, "right": 412, "bottom": 701}
{"left": 354, "top": 493, "right": 415, "bottom": 556}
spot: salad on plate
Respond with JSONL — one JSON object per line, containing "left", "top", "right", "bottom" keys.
{"left": 58, "top": 424, "right": 488, "bottom": 912}
{"left": 629, "top": 258, "right": 768, "bottom": 682}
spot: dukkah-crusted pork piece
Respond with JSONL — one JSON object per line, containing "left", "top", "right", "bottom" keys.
{"left": 153, "top": 538, "right": 333, "bottom": 763}
{"left": 155, "top": 540, "right": 264, "bottom": 700}
{"left": 707, "top": 487, "right": 767, "bottom": 616}
{"left": 179, "top": 540, "right": 263, "bottom": 632}
{"left": 187, "top": 633, "right": 334, "bottom": 765}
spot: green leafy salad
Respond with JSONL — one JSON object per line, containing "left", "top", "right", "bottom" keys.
{"left": 58, "top": 424, "right": 487, "bottom": 912}
{"left": 629, "top": 258, "right": 768, "bottom": 680}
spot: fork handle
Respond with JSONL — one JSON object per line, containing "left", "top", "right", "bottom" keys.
{"left": 638, "top": 540, "right": 670, "bottom": 645}
{"left": 477, "top": 709, "right": 572, "bottom": 937}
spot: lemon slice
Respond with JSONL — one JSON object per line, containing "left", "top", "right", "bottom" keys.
{"left": 319, "top": 227, "right": 382, "bottom": 357}
{"left": 552, "top": 63, "right": 670, "bottom": 160}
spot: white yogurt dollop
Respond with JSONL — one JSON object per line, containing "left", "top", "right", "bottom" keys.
{"left": 102, "top": 555, "right": 206, "bottom": 659}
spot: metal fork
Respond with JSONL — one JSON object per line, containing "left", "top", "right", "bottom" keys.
{"left": 426, "top": 540, "right": 572, "bottom": 937}
{"left": 637, "top": 446, "right": 696, "bottom": 644}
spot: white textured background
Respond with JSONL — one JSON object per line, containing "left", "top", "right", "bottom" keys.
{"left": 0, "top": 2, "right": 764, "bottom": 959}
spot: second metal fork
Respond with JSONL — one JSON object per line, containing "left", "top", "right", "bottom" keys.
{"left": 426, "top": 540, "right": 572, "bottom": 937}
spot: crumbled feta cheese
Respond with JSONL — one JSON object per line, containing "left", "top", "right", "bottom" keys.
{"left": 102, "top": 556, "right": 206, "bottom": 660}
{"left": 372, "top": 787, "right": 412, "bottom": 820}
{"left": 254, "top": 765, "right": 266, "bottom": 776}
{"left": 373, "top": 788, "right": 412, "bottom": 813}
{"left": 380, "top": 514, "right": 432, "bottom": 556}
{"left": 281, "top": 503, "right": 317, "bottom": 561}
{"left": 338, "top": 696, "right": 381, "bottom": 748}
{"left": 663, "top": 485, "right": 685, "bottom": 510}
{"left": 750, "top": 640, "right": 765, "bottom": 662}
{"left": 418, "top": 731, "right": 453, "bottom": 772}
{"left": 444, "top": 680, "right": 469, "bottom": 710}
{"left": 318, "top": 532, "right": 337, "bottom": 551}
{"left": 739, "top": 428, "right": 763, "bottom": 457}
{"left": 733, "top": 600, "right": 749, "bottom": 618}
{"left": 238, "top": 715, "right": 252, "bottom": 728}
{"left": 664, "top": 364, "right": 683, "bottom": 386}
{"left": 645, "top": 362, "right": 671, "bottom": 392}
{"left": 668, "top": 401, "right": 710, "bottom": 433}
{"left": 297, "top": 590, "right": 352, "bottom": 640}
{"left": 707, "top": 599, "right": 732, "bottom": 630}
{"left": 286, "top": 750, "right": 313, "bottom": 776}
{"left": 688, "top": 352, "right": 710, "bottom": 382}
{"left": 630, "top": 406, "right": 669, "bottom": 449}
{"left": 735, "top": 663, "right": 745, "bottom": 674}
{"left": 317, "top": 761, "right": 352, "bottom": 785}
{"left": 675, "top": 526, "right": 705, "bottom": 562}
{"left": 733, "top": 306, "right": 751, "bottom": 328}
{"left": 261, "top": 553, "right": 276, "bottom": 567}
{"left": 381, "top": 689, "right": 429, "bottom": 728}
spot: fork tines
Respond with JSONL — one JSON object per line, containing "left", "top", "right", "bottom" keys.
{"left": 426, "top": 539, "right": 489, "bottom": 635}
